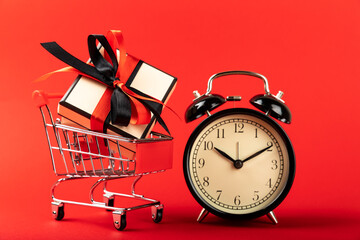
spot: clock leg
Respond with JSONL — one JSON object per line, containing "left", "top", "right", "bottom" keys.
{"left": 197, "top": 208, "right": 209, "bottom": 223}
{"left": 267, "top": 211, "right": 278, "bottom": 224}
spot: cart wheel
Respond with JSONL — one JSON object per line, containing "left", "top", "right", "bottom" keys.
{"left": 51, "top": 203, "right": 64, "bottom": 221}
{"left": 113, "top": 211, "right": 126, "bottom": 231}
{"left": 151, "top": 204, "right": 163, "bottom": 223}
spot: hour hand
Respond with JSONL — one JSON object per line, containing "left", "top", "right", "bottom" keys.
{"left": 214, "top": 147, "right": 236, "bottom": 163}
{"left": 214, "top": 147, "right": 243, "bottom": 169}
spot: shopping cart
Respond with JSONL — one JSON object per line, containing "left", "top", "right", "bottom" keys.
{"left": 33, "top": 90, "right": 173, "bottom": 231}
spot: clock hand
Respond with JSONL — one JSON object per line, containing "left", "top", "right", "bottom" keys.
{"left": 214, "top": 147, "right": 236, "bottom": 163}
{"left": 236, "top": 142, "right": 240, "bottom": 160}
{"left": 214, "top": 147, "right": 243, "bottom": 169}
{"left": 242, "top": 143, "right": 273, "bottom": 163}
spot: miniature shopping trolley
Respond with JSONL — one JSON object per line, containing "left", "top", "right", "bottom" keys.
{"left": 33, "top": 90, "right": 173, "bottom": 231}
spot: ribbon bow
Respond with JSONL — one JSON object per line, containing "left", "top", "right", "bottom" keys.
{"left": 40, "top": 30, "right": 170, "bottom": 135}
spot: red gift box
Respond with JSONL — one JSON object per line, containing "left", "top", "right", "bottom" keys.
{"left": 58, "top": 60, "right": 177, "bottom": 139}
{"left": 41, "top": 30, "right": 177, "bottom": 139}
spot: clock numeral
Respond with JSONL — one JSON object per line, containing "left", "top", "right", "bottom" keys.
{"left": 216, "top": 190, "right": 222, "bottom": 200}
{"left": 234, "top": 195, "right": 241, "bottom": 205}
{"left": 203, "top": 176, "right": 210, "bottom": 187}
{"left": 266, "top": 178, "right": 272, "bottom": 188}
{"left": 252, "top": 191, "right": 260, "bottom": 201}
{"left": 267, "top": 142, "right": 273, "bottom": 151}
{"left": 217, "top": 128, "right": 225, "bottom": 138}
{"left": 198, "top": 158, "right": 205, "bottom": 168}
{"left": 255, "top": 128, "right": 258, "bottom": 138}
{"left": 204, "top": 141, "right": 214, "bottom": 150}
{"left": 271, "top": 159, "right": 278, "bottom": 170}
{"left": 234, "top": 123, "right": 244, "bottom": 133}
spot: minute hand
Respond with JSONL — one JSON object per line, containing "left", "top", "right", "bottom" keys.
{"left": 242, "top": 144, "right": 273, "bottom": 163}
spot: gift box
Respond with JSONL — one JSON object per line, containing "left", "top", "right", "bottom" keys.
{"left": 58, "top": 60, "right": 176, "bottom": 139}
{"left": 41, "top": 31, "right": 177, "bottom": 139}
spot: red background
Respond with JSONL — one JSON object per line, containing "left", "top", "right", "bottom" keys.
{"left": 1, "top": 0, "right": 359, "bottom": 239}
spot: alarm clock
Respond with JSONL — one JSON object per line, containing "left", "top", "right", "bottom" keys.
{"left": 183, "top": 71, "right": 295, "bottom": 224}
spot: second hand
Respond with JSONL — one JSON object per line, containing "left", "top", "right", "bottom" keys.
{"left": 236, "top": 141, "right": 240, "bottom": 160}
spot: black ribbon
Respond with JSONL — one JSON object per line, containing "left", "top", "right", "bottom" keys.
{"left": 41, "top": 34, "right": 170, "bottom": 135}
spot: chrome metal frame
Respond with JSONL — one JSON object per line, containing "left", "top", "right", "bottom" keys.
{"left": 38, "top": 103, "right": 172, "bottom": 230}
{"left": 205, "top": 70, "right": 271, "bottom": 95}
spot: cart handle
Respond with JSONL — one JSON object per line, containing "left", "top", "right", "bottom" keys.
{"left": 32, "top": 90, "right": 63, "bottom": 108}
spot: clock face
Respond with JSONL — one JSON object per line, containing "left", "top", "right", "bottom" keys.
{"left": 183, "top": 108, "right": 295, "bottom": 219}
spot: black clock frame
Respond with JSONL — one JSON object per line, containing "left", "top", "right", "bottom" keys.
{"left": 183, "top": 108, "right": 295, "bottom": 220}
